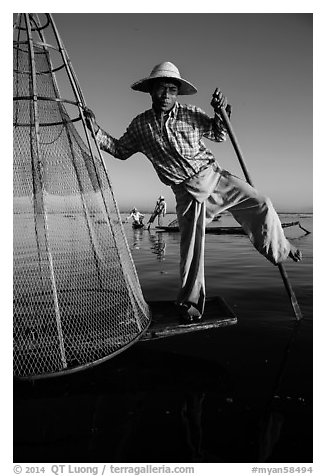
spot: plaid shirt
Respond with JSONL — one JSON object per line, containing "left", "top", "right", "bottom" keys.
{"left": 96, "top": 102, "right": 227, "bottom": 186}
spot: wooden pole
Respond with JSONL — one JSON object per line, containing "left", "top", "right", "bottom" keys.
{"left": 218, "top": 106, "right": 303, "bottom": 320}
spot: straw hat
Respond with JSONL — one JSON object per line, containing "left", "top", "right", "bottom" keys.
{"left": 131, "top": 62, "right": 197, "bottom": 95}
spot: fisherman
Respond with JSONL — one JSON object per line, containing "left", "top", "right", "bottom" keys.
{"left": 85, "top": 61, "right": 302, "bottom": 323}
{"left": 147, "top": 195, "right": 167, "bottom": 230}
{"left": 126, "top": 207, "right": 145, "bottom": 226}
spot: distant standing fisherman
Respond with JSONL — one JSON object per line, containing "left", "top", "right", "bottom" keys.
{"left": 85, "top": 61, "right": 302, "bottom": 323}
{"left": 147, "top": 195, "right": 167, "bottom": 230}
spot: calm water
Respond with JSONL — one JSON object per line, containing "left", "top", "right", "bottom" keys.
{"left": 128, "top": 212, "right": 313, "bottom": 321}
{"left": 14, "top": 213, "right": 313, "bottom": 463}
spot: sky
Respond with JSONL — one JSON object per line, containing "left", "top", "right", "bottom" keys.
{"left": 47, "top": 12, "right": 313, "bottom": 213}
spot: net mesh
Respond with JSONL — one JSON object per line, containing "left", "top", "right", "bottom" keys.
{"left": 13, "top": 14, "right": 151, "bottom": 379}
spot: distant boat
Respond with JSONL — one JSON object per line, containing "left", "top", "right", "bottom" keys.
{"left": 166, "top": 215, "right": 221, "bottom": 228}
{"left": 156, "top": 221, "right": 310, "bottom": 235}
{"left": 132, "top": 222, "right": 145, "bottom": 229}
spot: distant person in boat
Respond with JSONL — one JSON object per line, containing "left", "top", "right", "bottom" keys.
{"left": 126, "top": 208, "right": 144, "bottom": 226}
{"left": 85, "top": 61, "right": 302, "bottom": 324}
{"left": 147, "top": 195, "right": 167, "bottom": 230}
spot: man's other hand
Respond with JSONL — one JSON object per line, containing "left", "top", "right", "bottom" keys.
{"left": 211, "top": 88, "right": 229, "bottom": 113}
{"left": 211, "top": 89, "right": 232, "bottom": 118}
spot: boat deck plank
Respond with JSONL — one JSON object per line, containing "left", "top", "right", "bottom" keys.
{"left": 142, "top": 296, "right": 237, "bottom": 341}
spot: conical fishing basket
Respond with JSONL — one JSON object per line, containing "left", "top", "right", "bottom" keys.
{"left": 13, "top": 13, "right": 151, "bottom": 379}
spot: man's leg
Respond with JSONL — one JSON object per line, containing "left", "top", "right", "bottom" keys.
{"left": 206, "top": 171, "right": 301, "bottom": 265}
{"left": 147, "top": 211, "right": 157, "bottom": 230}
{"left": 174, "top": 187, "right": 206, "bottom": 320}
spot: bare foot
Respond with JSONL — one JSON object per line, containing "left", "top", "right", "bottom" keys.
{"left": 288, "top": 245, "right": 302, "bottom": 262}
{"left": 176, "top": 302, "right": 202, "bottom": 324}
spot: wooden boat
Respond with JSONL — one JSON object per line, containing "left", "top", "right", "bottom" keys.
{"left": 132, "top": 222, "right": 145, "bottom": 229}
{"left": 155, "top": 221, "right": 310, "bottom": 235}
{"left": 141, "top": 296, "right": 237, "bottom": 341}
{"left": 167, "top": 215, "right": 221, "bottom": 228}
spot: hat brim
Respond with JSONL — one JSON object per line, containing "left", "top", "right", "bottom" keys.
{"left": 131, "top": 76, "right": 197, "bottom": 95}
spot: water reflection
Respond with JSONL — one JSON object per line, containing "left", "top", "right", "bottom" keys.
{"left": 13, "top": 329, "right": 312, "bottom": 463}
{"left": 131, "top": 228, "right": 144, "bottom": 250}
{"left": 258, "top": 410, "right": 285, "bottom": 462}
{"left": 148, "top": 231, "right": 166, "bottom": 261}
{"left": 87, "top": 390, "right": 207, "bottom": 462}
{"left": 131, "top": 229, "right": 166, "bottom": 262}
{"left": 181, "top": 392, "right": 205, "bottom": 462}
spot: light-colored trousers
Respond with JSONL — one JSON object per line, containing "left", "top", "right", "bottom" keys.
{"left": 148, "top": 210, "right": 164, "bottom": 226}
{"left": 171, "top": 164, "right": 291, "bottom": 314}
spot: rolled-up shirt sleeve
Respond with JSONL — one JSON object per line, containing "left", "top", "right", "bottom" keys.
{"left": 212, "top": 113, "right": 227, "bottom": 141}
{"left": 193, "top": 107, "right": 227, "bottom": 143}
{"left": 96, "top": 119, "right": 140, "bottom": 160}
{"left": 202, "top": 113, "right": 227, "bottom": 142}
